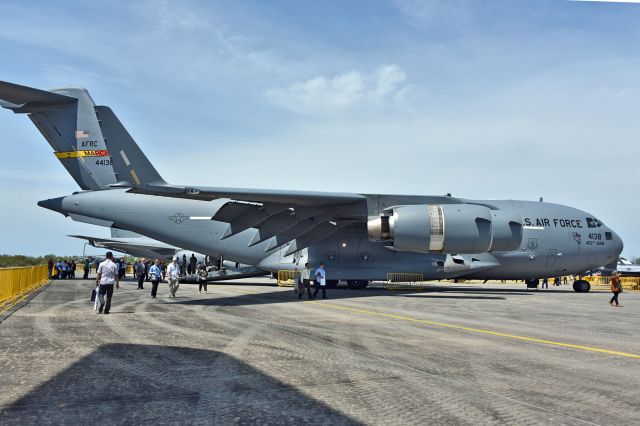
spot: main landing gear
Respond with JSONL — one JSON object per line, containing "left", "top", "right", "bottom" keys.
{"left": 572, "top": 280, "right": 591, "bottom": 293}
{"left": 346, "top": 280, "right": 369, "bottom": 290}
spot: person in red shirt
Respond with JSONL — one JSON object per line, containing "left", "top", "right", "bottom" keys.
{"left": 609, "top": 272, "right": 622, "bottom": 307}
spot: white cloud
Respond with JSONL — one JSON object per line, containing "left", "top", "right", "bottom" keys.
{"left": 265, "top": 64, "right": 409, "bottom": 115}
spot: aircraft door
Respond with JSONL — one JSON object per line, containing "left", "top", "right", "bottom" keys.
{"left": 545, "top": 249, "right": 557, "bottom": 268}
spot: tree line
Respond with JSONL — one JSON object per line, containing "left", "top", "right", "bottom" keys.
{"left": 0, "top": 254, "right": 57, "bottom": 268}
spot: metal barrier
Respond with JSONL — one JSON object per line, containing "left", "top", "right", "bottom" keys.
{"left": 277, "top": 270, "right": 299, "bottom": 287}
{"left": 0, "top": 265, "right": 49, "bottom": 313}
{"left": 387, "top": 273, "right": 424, "bottom": 283}
{"left": 385, "top": 273, "right": 425, "bottom": 290}
{"left": 584, "top": 276, "right": 640, "bottom": 291}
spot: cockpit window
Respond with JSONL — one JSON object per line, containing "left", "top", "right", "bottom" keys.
{"left": 586, "top": 217, "right": 603, "bottom": 228}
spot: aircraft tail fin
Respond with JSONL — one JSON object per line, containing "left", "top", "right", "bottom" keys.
{"left": 94, "top": 106, "right": 166, "bottom": 187}
{"left": 0, "top": 80, "right": 118, "bottom": 190}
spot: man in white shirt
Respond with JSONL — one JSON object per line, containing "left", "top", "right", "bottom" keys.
{"left": 167, "top": 256, "right": 181, "bottom": 298}
{"left": 298, "top": 263, "right": 313, "bottom": 300}
{"left": 313, "top": 263, "right": 328, "bottom": 299}
{"left": 95, "top": 252, "right": 120, "bottom": 314}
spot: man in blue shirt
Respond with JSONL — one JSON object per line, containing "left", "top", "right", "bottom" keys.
{"left": 149, "top": 259, "right": 163, "bottom": 299}
{"left": 313, "top": 263, "right": 328, "bottom": 299}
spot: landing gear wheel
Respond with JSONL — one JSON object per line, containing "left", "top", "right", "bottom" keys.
{"left": 525, "top": 279, "right": 539, "bottom": 289}
{"left": 347, "top": 280, "right": 369, "bottom": 290}
{"left": 326, "top": 280, "right": 339, "bottom": 289}
{"left": 573, "top": 280, "right": 591, "bottom": 293}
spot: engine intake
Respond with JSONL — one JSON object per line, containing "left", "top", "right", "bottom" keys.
{"left": 368, "top": 204, "right": 522, "bottom": 253}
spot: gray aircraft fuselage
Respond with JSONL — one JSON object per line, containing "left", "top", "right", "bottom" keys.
{"left": 0, "top": 79, "right": 623, "bottom": 290}
{"left": 40, "top": 188, "right": 623, "bottom": 281}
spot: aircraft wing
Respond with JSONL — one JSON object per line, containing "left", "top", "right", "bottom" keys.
{"left": 91, "top": 98, "right": 464, "bottom": 255}
{"left": 69, "top": 235, "right": 179, "bottom": 259}
{"left": 128, "top": 185, "right": 369, "bottom": 255}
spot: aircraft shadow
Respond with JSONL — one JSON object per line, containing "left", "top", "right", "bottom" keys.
{"left": 403, "top": 295, "right": 506, "bottom": 300}
{"left": 171, "top": 284, "right": 529, "bottom": 308}
{"left": 148, "top": 280, "right": 603, "bottom": 308}
{"left": 1, "top": 344, "right": 358, "bottom": 425}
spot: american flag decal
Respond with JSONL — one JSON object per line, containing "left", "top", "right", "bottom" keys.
{"left": 75, "top": 130, "right": 89, "bottom": 139}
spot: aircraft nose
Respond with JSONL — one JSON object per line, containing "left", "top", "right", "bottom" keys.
{"left": 610, "top": 228, "right": 624, "bottom": 256}
{"left": 37, "top": 196, "right": 68, "bottom": 216}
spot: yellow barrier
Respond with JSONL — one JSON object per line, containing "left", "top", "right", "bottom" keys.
{"left": 583, "top": 276, "right": 640, "bottom": 291}
{"left": 0, "top": 265, "right": 49, "bottom": 312}
{"left": 277, "top": 270, "right": 299, "bottom": 287}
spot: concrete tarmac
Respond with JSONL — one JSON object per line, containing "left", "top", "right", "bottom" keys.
{"left": 0, "top": 277, "right": 639, "bottom": 425}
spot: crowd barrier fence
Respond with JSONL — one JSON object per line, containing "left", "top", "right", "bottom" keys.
{"left": 0, "top": 265, "right": 49, "bottom": 313}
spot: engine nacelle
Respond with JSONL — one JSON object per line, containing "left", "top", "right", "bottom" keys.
{"left": 368, "top": 204, "right": 522, "bottom": 254}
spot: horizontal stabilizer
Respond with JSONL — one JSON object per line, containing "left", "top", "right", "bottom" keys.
{"left": 0, "top": 80, "right": 76, "bottom": 111}
{"left": 69, "top": 235, "right": 179, "bottom": 258}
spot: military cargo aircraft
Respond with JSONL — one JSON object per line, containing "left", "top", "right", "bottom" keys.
{"left": 616, "top": 257, "right": 640, "bottom": 276}
{"left": 0, "top": 80, "right": 624, "bottom": 292}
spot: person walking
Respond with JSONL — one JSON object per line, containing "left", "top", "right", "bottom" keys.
{"left": 55, "top": 260, "right": 63, "bottom": 279}
{"left": 313, "top": 263, "right": 328, "bottom": 299}
{"left": 197, "top": 262, "right": 208, "bottom": 293}
{"left": 167, "top": 256, "right": 181, "bottom": 298}
{"left": 182, "top": 254, "right": 188, "bottom": 276}
{"left": 609, "top": 272, "right": 622, "bottom": 307}
{"left": 83, "top": 258, "right": 90, "bottom": 279}
{"left": 149, "top": 259, "right": 162, "bottom": 299}
{"left": 136, "top": 259, "right": 146, "bottom": 289}
{"left": 95, "top": 252, "right": 120, "bottom": 314}
{"left": 189, "top": 254, "right": 197, "bottom": 275}
{"left": 299, "top": 263, "right": 313, "bottom": 300}
{"left": 119, "top": 259, "right": 126, "bottom": 279}
{"left": 541, "top": 278, "right": 548, "bottom": 289}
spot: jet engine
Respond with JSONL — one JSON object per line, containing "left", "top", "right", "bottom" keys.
{"left": 367, "top": 204, "right": 522, "bottom": 254}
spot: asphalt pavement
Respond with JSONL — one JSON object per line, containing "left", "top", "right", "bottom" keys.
{"left": 1, "top": 277, "right": 638, "bottom": 425}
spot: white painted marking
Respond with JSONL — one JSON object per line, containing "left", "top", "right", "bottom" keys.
{"left": 120, "top": 150, "right": 131, "bottom": 166}
{"left": 523, "top": 226, "right": 545, "bottom": 230}
{"left": 189, "top": 216, "right": 211, "bottom": 220}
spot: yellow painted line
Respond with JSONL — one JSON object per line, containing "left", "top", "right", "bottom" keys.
{"left": 306, "top": 301, "right": 640, "bottom": 359}
{"left": 54, "top": 150, "right": 109, "bottom": 159}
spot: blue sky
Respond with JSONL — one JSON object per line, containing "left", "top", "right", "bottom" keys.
{"left": 0, "top": 0, "right": 638, "bottom": 258}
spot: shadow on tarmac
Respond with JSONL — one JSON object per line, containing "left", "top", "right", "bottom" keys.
{"left": 170, "top": 283, "right": 531, "bottom": 308}
{"left": 171, "top": 279, "right": 612, "bottom": 308}
{"left": 1, "top": 344, "right": 358, "bottom": 425}
{"left": 403, "top": 295, "right": 506, "bottom": 300}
